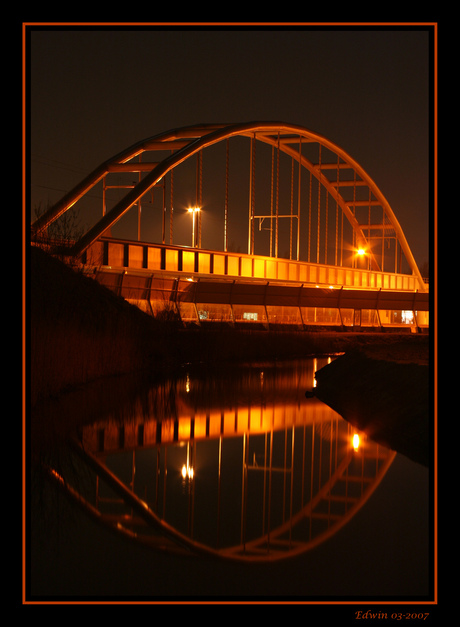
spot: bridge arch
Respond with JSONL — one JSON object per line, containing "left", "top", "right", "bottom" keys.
{"left": 31, "top": 122, "right": 425, "bottom": 291}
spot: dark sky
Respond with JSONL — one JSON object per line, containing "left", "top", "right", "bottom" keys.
{"left": 27, "top": 24, "right": 434, "bottom": 268}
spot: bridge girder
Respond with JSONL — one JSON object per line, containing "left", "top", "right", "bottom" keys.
{"left": 31, "top": 122, "right": 426, "bottom": 292}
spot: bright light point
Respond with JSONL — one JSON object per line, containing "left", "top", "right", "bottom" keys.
{"left": 352, "top": 433, "right": 360, "bottom": 451}
{"left": 181, "top": 464, "right": 194, "bottom": 480}
{"left": 188, "top": 206, "right": 201, "bottom": 213}
{"left": 357, "top": 248, "right": 365, "bottom": 255}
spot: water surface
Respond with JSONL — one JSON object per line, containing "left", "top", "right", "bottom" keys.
{"left": 29, "top": 357, "right": 432, "bottom": 601}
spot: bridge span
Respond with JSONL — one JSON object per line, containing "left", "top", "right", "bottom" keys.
{"left": 80, "top": 235, "right": 429, "bottom": 331}
{"left": 31, "top": 122, "right": 429, "bottom": 331}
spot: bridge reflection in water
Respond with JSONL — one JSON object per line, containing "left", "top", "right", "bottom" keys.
{"left": 65, "top": 358, "right": 395, "bottom": 562}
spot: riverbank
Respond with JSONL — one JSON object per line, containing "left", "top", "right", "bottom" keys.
{"left": 29, "top": 247, "right": 429, "bottom": 408}
{"left": 30, "top": 246, "right": 167, "bottom": 406}
{"left": 314, "top": 348, "right": 431, "bottom": 467}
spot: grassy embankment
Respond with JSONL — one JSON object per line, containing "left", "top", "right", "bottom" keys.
{"left": 30, "top": 246, "right": 169, "bottom": 406}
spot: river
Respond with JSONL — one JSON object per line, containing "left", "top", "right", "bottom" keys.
{"left": 28, "top": 356, "right": 432, "bottom": 603}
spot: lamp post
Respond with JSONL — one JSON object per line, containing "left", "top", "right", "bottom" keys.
{"left": 188, "top": 207, "right": 200, "bottom": 247}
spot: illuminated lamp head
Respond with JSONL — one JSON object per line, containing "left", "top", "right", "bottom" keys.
{"left": 352, "top": 433, "right": 360, "bottom": 451}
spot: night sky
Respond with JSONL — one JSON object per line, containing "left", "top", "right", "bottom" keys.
{"left": 27, "top": 24, "right": 434, "bottom": 270}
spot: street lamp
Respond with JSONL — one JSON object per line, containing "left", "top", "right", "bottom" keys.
{"left": 356, "top": 247, "right": 369, "bottom": 270}
{"left": 188, "top": 207, "right": 200, "bottom": 247}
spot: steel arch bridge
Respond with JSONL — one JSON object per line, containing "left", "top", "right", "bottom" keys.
{"left": 31, "top": 122, "right": 428, "bottom": 328}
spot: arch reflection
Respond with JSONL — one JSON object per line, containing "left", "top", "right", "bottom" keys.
{"left": 71, "top": 359, "right": 395, "bottom": 562}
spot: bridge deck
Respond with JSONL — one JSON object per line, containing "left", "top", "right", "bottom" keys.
{"left": 83, "top": 238, "right": 429, "bottom": 331}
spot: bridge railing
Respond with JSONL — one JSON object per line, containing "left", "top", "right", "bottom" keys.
{"left": 83, "top": 252, "right": 429, "bottom": 332}
{"left": 84, "top": 237, "right": 426, "bottom": 293}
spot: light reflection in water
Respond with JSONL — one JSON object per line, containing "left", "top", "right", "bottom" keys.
{"left": 73, "top": 357, "right": 395, "bottom": 562}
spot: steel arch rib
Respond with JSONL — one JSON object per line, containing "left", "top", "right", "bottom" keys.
{"left": 247, "top": 123, "right": 423, "bottom": 287}
{"left": 30, "top": 123, "right": 227, "bottom": 237}
{"left": 31, "top": 122, "right": 425, "bottom": 290}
